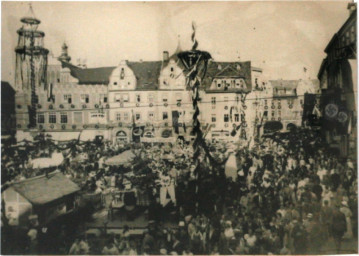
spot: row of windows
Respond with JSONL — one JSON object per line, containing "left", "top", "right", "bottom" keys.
{"left": 38, "top": 112, "right": 69, "bottom": 124}
{"left": 43, "top": 94, "right": 108, "bottom": 104}
{"left": 210, "top": 111, "right": 285, "bottom": 123}
{"left": 114, "top": 93, "right": 184, "bottom": 103}
{"left": 213, "top": 79, "right": 247, "bottom": 90}
{"left": 115, "top": 111, "right": 177, "bottom": 121}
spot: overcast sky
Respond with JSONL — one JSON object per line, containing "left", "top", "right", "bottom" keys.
{"left": 1, "top": 1, "right": 351, "bottom": 86}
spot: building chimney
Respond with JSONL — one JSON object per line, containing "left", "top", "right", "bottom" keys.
{"left": 348, "top": 3, "right": 356, "bottom": 16}
{"left": 163, "top": 51, "right": 169, "bottom": 62}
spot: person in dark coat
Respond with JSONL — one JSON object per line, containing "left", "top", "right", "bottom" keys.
{"left": 331, "top": 204, "right": 347, "bottom": 253}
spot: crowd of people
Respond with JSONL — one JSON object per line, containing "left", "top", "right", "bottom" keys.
{"left": 1, "top": 128, "right": 358, "bottom": 255}
{"left": 65, "top": 129, "right": 357, "bottom": 255}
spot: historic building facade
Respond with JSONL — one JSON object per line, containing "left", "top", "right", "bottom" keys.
{"left": 268, "top": 79, "right": 320, "bottom": 131}
{"left": 14, "top": 7, "right": 319, "bottom": 144}
{"left": 317, "top": 3, "right": 356, "bottom": 158}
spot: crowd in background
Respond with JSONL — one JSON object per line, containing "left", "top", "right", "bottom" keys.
{"left": 1, "top": 128, "right": 357, "bottom": 255}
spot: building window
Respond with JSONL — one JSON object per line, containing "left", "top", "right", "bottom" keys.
{"left": 351, "top": 26, "right": 355, "bottom": 42}
{"left": 74, "top": 112, "right": 83, "bottom": 123}
{"left": 271, "top": 111, "right": 275, "bottom": 117}
{"left": 211, "top": 97, "right": 216, "bottom": 109}
{"left": 113, "top": 82, "right": 118, "bottom": 85}
{"left": 81, "top": 94, "right": 89, "bottom": 103}
{"left": 300, "top": 99, "right": 303, "bottom": 104}
{"left": 211, "top": 114, "right": 216, "bottom": 123}
{"left": 124, "top": 112, "right": 129, "bottom": 121}
{"left": 236, "top": 96, "right": 240, "bottom": 103}
{"left": 136, "top": 94, "right": 141, "bottom": 103}
{"left": 264, "top": 100, "right": 268, "bottom": 105}
{"left": 115, "top": 94, "right": 121, "bottom": 102}
{"left": 278, "top": 110, "right": 281, "bottom": 116}
{"left": 211, "top": 97, "right": 216, "bottom": 104}
{"left": 60, "top": 112, "right": 68, "bottom": 124}
{"left": 235, "top": 114, "right": 239, "bottom": 122}
{"left": 49, "top": 112, "right": 56, "bottom": 123}
{"left": 135, "top": 113, "right": 141, "bottom": 121}
{"left": 170, "top": 67, "right": 174, "bottom": 72}
{"left": 37, "top": 113, "right": 45, "bottom": 124}
{"left": 115, "top": 93, "right": 129, "bottom": 103}
{"left": 100, "top": 94, "right": 107, "bottom": 103}
{"left": 116, "top": 112, "right": 121, "bottom": 121}
{"left": 175, "top": 92, "right": 182, "bottom": 102}
{"left": 148, "top": 112, "right": 155, "bottom": 120}
{"left": 64, "top": 94, "right": 72, "bottom": 104}
{"left": 224, "top": 114, "right": 229, "bottom": 122}
{"left": 120, "top": 68, "right": 125, "bottom": 80}
{"left": 148, "top": 93, "right": 154, "bottom": 103}
{"left": 163, "top": 112, "right": 168, "bottom": 120}
{"left": 162, "top": 93, "right": 168, "bottom": 102}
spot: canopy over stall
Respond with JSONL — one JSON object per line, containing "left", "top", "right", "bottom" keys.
{"left": 104, "top": 150, "right": 136, "bottom": 166}
{"left": 29, "top": 152, "right": 64, "bottom": 169}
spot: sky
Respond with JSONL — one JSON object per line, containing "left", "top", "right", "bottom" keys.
{"left": 1, "top": 1, "right": 352, "bottom": 86}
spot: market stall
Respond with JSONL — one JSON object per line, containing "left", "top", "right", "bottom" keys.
{"left": 104, "top": 150, "right": 136, "bottom": 166}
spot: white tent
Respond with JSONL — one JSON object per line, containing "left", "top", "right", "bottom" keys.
{"left": 104, "top": 150, "right": 136, "bottom": 166}
{"left": 30, "top": 152, "right": 64, "bottom": 169}
{"left": 225, "top": 153, "right": 238, "bottom": 182}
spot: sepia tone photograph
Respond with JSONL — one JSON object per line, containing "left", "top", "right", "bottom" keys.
{"left": 1, "top": 1, "right": 358, "bottom": 255}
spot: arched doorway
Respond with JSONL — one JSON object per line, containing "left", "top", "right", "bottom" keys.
{"left": 161, "top": 129, "right": 172, "bottom": 138}
{"left": 143, "top": 131, "right": 155, "bottom": 138}
{"left": 116, "top": 130, "right": 127, "bottom": 143}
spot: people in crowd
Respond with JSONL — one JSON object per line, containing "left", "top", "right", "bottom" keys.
{"left": 1, "top": 128, "right": 357, "bottom": 255}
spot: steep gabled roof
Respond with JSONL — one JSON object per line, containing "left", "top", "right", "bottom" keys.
{"left": 10, "top": 171, "right": 80, "bottom": 205}
{"left": 202, "top": 61, "right": 252, "bottom": 90}
{"left": 61, "top": 61, "right": 115, "bottom": 85}
{"left": 127, "top": 61, "right": 162, "bottom": 90}
{"left": 214, "top": 64, "right": 241, "bottom": 77}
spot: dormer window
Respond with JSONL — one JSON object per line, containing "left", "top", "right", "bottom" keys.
{"left": 120, "top": 68, "right": 125, "bottom": 80}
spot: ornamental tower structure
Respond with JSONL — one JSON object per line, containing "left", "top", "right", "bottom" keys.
{"left": 15, "top": 4, "right": 49, "bottom": 129}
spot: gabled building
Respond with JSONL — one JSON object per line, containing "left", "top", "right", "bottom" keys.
{"left": 14, "top": 6, "right": 319, "bottom": 144}
{"left": 317, "top": 3, "right": 357, "bottom": 158}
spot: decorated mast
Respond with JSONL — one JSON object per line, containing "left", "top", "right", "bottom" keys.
{"left": 177, "top": 23, "right": 219, "bottom": 173}
{"left": 15, "top": 4, "right": 49, "bottom": 128}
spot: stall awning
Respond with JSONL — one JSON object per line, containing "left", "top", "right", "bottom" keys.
{"left": 104, "top": 150, "right": 136, "bottom": 166}
{"left": 29, "top": 152, "right": 64, "bottom": 169}
{"left": 11, "top": 171, "right": 80, "bottom": 205}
